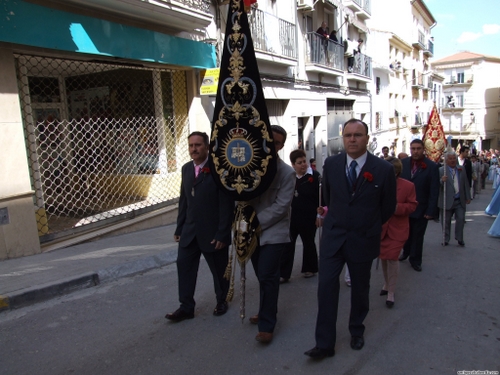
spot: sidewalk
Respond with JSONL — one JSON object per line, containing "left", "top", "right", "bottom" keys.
{"left": 0, "top": 223, "right": 179, "bottom": 311}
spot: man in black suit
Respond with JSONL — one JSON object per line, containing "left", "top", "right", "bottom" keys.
{"left": 399, "top": 139, "right": 439, "bottom": 272}
{"left": 165, "top": 132, "right": 234, "bottom": 321}
{"left": 305, "top": 119, "right": 397, "bottom": 359}
{"left": 458, "top": 145, "right": 472, "bottom": 187}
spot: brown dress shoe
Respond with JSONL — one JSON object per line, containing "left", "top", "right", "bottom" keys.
{"left": 249, "top": 314, "right": 259, "bottom": 324}
{"left": 255, "top": 332, "right": 273, "bottom": 343}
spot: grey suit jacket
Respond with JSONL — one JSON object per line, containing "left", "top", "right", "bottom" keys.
{"left": 321, "top": 152, "right": 397, "bottom": 263}
{"left": 175, "top": 161, "right": 234, "bottom": 252}
{"left": 438, "top": 165, "right": 471, "bottom": 209}
{"left": 247, "top": 158, "right": 295, "bottom": 246}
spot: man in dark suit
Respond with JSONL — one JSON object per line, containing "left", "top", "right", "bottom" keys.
{"left": 458, "top": 145, "right": 472, "bottom": 187}
{"left": 305, "top": 119, "right": 397, "bottom": 359}
{"left": 399, "top": 139, "right": 439, "bottom": 272}
{"left": 165, "top": 132, "right": 234, "bottom": 322}
{"left": 438, "top": 152, "right": 471, "bottom": 246}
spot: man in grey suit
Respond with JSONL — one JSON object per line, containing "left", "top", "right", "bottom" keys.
{"left": 305, "top": 119, "right": 397, "bottom": 359}
{"left": 438, "top": 152, "right": 471, "bottom": 247}
{"left": 165, "top": 132, "right": 234, "bottom": 322}
{"left": 247, "top": 125, "right": 295, "bottom": 344}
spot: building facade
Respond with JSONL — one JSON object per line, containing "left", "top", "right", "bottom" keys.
{"left": 432, "top": 52, "right": 500, "bottom": 153}
{"left": 366, "top": 0, "right": 436, "bottom": 156}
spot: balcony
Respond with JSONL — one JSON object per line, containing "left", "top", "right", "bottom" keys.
{"left": 411, "top": 73, "right": 424, "bottom": 89}
{"left": 249, "top": 8, "right": 297, "bottom": 62}
{"left": 61, "top": 0, "right": 213, "bottom": 32}
{"left": 444, "top": 74, "right": 474, "bottom": 86}
{"left": 412, "top": 31, "right": 425, "bottom": 50}
{"left": 305, "top": 32, "right": 344, "bottom": 75}
{"left": 344, "top": 0, "right": 371, "bottom": 19}
{"left": 347, "top": 51, "right": 372, "bottom": 81}
{"left": 423, "top": 39, "right": 434, "bottom": 57}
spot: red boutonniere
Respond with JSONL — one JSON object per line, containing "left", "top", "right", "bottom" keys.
{"left": 308, "top": 176, "right": 314, "bottom": 183}
{"left": 201, "top": 167, "right": 210, "bottom": 174}
{"left": 420, "top": 162, "right": 427, "bottom": 170}
{"left": 363, "top": 172, "right": 374, "bottom": 182}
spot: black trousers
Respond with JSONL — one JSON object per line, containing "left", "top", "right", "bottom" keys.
{"left": 280, "top": 220, "right": 318, "bottom": 279}
{"left": 315, "top": 245, "right": 373, "bottom": 350}
{"left": 251, "top": 242, "right": 287, "bottom": 333}
{"left": 176, "top": 238, "right": 229, "bottom": 313}
{"left": 402, "top": 216, "right": 429, "bottom": 267}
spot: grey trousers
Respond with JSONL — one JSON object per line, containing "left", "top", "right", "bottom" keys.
{"left": 441, "top": 199, "right": 466, "bottom": 243}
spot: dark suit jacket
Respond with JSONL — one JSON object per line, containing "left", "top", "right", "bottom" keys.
{"left": 320, "top": 152, "right": 397, "bottom": 263}
{"left": 400, "top": 157, "right": 439, "bottom": 219}
{"left": 175, "top": 161, "right": 234, "bottom": 252}
{"left": 459, "top": 157, "right": 472, "bottom": 186}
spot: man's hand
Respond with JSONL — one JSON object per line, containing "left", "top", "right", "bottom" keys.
{"left": 466, "top": 199, "right": 471, "bottom": 204}
{"left": 174, "top": 235, "right": 180, "bottom": 242}
{"left": 424, "top": 215, "right": 433, "bottom": 220}
{"left": 441, "top": 175, "right": 448, "bottom": 182}
{"left": 211, "top": 239, "right": 226, "bottom": 250}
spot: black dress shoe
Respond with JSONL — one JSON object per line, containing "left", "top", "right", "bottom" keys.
{"left": 412, "top": 264, "right": 422, "bottom": 272}
{"left": 350, "top": 336, "right": 364, "bottom": 350}
{"left": 458, "top": 240, "right": 465, "bottom": 247}
{"left": 386, "top": 300, "right": 394, "bottom": 308}
{"left": 213, "top": 301, "right": 228, "bottom": 316}
{"left": 398, "top": 254, "right": 409, "bottom": 261}
{"left": 304, "top": 347, "right": 335, "bottom": 359}
{"left": 442, "top": 242, "right": 449, "bottom": 246}
{"left": 165, "top": 308, "right": 194, "bottom": 322}
{"left": 380, "top": 289, "right": 388, "bottom": 296}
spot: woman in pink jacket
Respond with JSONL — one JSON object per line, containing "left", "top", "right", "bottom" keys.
{"left": 379, "top": 157, "right": 418, "bottom": 308}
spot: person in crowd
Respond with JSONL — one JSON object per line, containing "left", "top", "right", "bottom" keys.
{"left": 458, "top": 145, "right": 472, "bottom": 187}
{"left": 438, "top": 152, "right": 471, "bottom": 247}
{"left": 379, "top": 157, "right": 417, "bottom": 308}
{"left": 315, "top": 21, "right": 329, "bottom": 63}
{"left": 247, "top": 125, "right": 295, "bottom": 344}
{"left": 280, "top": 150, "right": 320, "bottom": 282}
{"left": 470, "top": 154, "right": 481, "bottom": 198}
{"left": 329, "top": 29, "right": 339, "bottom": 43}
{"left": 399, "top": 139, "right": 439, "bottom": 272}
{"left": 304, "top": 119, "right": 396, "bottom": 359}
{"left": 316, "top": 21, "right": 329, "bottom": 38}
{"left": 310, "top": 158, "right": 317, "bottom": 171}
{"left": 398, "top": 152, "right": 409, "bottom": 160}
{"left": 381, "top": 146, "right": 390, "bottom": 158}
{"left": 165, "top": 132, "right": 234, "bottom": 322}
{"left": 480, "top": 155, "right": 489, "bottom": 190}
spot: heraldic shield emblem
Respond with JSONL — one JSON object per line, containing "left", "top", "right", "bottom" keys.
{"left": 423, "top": 103, "right": 447, "bottom": 163}
{"left": 209, "top": 0, "right": 277, "bottom": 201}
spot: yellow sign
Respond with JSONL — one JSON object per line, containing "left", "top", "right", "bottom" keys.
{"left": 200, "top": 68, "right": 220, "bottom": 96}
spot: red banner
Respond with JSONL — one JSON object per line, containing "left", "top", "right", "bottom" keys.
{"left": 422, "top": 103, "right": 447, "bottom": 163}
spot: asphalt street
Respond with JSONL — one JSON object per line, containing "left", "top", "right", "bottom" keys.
{"left": 0, "top": 189, "right": 499, "bottom": 375}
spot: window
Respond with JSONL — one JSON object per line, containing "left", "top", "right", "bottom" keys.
{"left": 376, "top": 77, "right": 380, "bottom": 94}
{"left": 457, "top": 72, "right": 465, "bottom": 83}
{"left": 456, "top": 94, "right": 464, "bottom": 107}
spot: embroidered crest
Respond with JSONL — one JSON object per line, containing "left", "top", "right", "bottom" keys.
{"left": 209, "top": 0, "right": 277, "bottom": 201}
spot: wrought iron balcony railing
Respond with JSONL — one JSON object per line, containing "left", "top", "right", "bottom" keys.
{"left": 175, "top": 0, "right": 211, "bottom": 13}
{"left": 306, "top": 32, "right": 344, "bottom": 71}
{"left": 426, "top": 39, "right": 434, "bottom": 55}
{"left": 249, "top": 8, "right": 297, "bottom": 60}
{"left": 350, "top": 51, "right": 372, "bottom": 79}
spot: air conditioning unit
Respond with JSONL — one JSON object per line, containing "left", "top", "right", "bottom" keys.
{"left": 297, "top": 0, "right": 314, "bottom": 10}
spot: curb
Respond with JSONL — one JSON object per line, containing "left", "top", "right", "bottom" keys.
{"left": 0, "top": 251, "right": 177, "bottom": 313}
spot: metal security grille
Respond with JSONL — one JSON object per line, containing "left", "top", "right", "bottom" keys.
{"left": 15, "top": 54, "right": 191, "bottom": 241}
